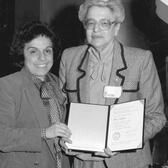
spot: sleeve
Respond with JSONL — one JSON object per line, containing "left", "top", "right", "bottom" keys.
{"left": 59, "top": 49, "right": 68, "bottom": 101}
{"left": 140, "top": 50, "right": 166, "bottom": 142}
{"left": 0, "top": 79, "right": 42, "bottom": 152}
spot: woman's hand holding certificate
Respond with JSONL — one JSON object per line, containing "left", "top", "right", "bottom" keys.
{"left": 60, "top": 137, "right": 118, "bottom": 160}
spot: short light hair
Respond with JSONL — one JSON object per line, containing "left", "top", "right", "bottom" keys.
{"left": 78, "top": 0, "right": 125, "bottom": 23}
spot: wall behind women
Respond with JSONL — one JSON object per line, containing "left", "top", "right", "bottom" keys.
{"left": 15, "top": 0, "right": 148, "bottom": 49}
{"left": 119, "top": 0, "right": 148, "bottom": 48}
{"left": 40, "top": 0, "right": 83, "bottom": 23}
{"left": 40, "top": 0, "right": 148, "bottom": 49}
{"left": 0, "top": 0, "right": 15, "bottom": 77}
{"left": 15, "top": 0, "right": 40, "bottom": 29}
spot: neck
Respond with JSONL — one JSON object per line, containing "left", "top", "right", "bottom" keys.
{"left": 36, "top": 76, "right": 45, "bottom": 81}
{"left": 96, "top": 40, "right": 114, "bottom": 53}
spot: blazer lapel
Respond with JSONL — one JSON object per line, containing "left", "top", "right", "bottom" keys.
{"left": 76, "top": 42, "right": 128, "bottom": 105}
{"left": 76, "top": 45, "right": 91, "bottom": 103}
{"left": 106, "top": 41, "right": 128, "bottom": 105}
{"left": 21, "top": 69, "right": 56, "bottom": 158}
{"left": 25, "top": 82, "right": 50, "bottom": 128}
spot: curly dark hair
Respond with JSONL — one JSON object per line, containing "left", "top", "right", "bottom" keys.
{"left": 10, "top": 21, "right": 61, "bottom": 67}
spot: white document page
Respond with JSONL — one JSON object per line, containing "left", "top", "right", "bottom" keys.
{"left": 66, "top": 103, "right": 109, "bottom": 152}
{"left": 107, "top": 99, "right": 144, "bottom": 151}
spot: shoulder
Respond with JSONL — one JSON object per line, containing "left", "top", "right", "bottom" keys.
{"left": 0, "top": 71, "right": 23, "bottom": 87}
{"left": 124, "top": 46, "right": 152, "bottom": 59}
{"left": 60, "top": 45, "right": 88, "bottom": 69}
{"left": 0, "top": 71, "right": 24, "bottom": 97}
{"left": 61, "top": 45, "right": 88, "bottom": 60}
{"left": 48, "top": 72, "right": 59, "bottom": 84}
{"left": 123, "top": 45, "right": 153, "bottom": 65}
{"left": 63, "top": 45, "right": 87, "bottom": 54}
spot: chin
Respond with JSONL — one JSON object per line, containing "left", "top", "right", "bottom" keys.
{"left": 94, "top": 44, "right": 104, "bottom": 50}
{"left": 35, "top": 71, "right": 48, "bottom": 77}
{"left": 92, "top": 41, "right": 104, "bottom": 47}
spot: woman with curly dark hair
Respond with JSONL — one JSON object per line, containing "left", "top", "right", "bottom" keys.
{"left": 0, "top": 21, "right": 71, "bottom": 168}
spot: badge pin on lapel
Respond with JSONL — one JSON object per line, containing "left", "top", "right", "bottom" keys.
{"left": 103, "top": 86, "right": 122, "bottom": 98}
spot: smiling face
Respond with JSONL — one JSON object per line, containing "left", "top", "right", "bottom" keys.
{"left": 23, "top": 35, "right": 53, "bottom": 81}
{"left": 85, "top": 6, "right": 120, "bottom": 51}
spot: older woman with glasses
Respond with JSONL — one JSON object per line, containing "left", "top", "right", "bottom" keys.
{"left": 59, "top": 0, "right": 166, "bottom": 168}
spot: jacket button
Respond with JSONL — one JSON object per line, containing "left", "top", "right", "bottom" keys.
{"left": 34, "top": 161, "right": 39, "bottom": 166}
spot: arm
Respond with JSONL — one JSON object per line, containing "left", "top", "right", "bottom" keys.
{"left": 0, "top": 79, "right": 42, "bottom": 152}
{"left": 140, "top": 51, "right": 166, "bottom": 142}
{"left": 0, "top": 78, "right": 71, "bottom": 153}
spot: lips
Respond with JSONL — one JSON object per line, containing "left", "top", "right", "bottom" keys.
{"left": 92, "top": 35, "right": 103, "bottom": 39}
{"left": 36, "top": 64, "right": 47, "bottom": 68}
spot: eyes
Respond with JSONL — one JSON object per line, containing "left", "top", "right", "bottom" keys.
{"left": 28, "top": 47, "right": 53, "bottom": 56}
{"left": 45, "top": 48, "right": 53, "bottom": 54}
{"left": 83, "top": 19, "right": 116, "bottom": 30}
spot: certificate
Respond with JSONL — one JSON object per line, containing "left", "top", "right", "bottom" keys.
{"left": 66, "top": 99, "right": 145, "bottom": 152}
{"left": 107, "top": 100, "right": 144, "bottom": 151}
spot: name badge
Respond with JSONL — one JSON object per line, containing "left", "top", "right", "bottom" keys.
{"left": 103, "top": 86, "right": 122, "bottom": 98}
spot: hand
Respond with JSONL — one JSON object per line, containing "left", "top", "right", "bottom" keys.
{"left": 59, "top": 138, "right": 82, "bottom": 156}
{"left": 45, "top": 122, "right": 71, "bottom": 139}
{"left": 76, "top": 153, "right": 105, "bottom": 161}
{"left": 59, "top": 137, "right": 72, "bottom": 152}
{"left": 94, "top": 147, "right": 118, "bottom": 158}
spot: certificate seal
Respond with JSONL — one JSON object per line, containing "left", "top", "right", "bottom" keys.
{"left": 112, "top": 132, "right": 120, "bottom": 141}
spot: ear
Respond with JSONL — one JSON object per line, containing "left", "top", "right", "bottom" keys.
{"left": 114, "top": 23, "right": 121, "bottom": 36}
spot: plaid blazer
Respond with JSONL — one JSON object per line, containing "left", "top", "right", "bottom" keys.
{"left": 59, "top": 40, "right": 166, "bottom": 168}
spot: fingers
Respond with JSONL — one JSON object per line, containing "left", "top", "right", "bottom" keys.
{"left": 94, "top": 147, "right": 118, "bottom": 158}
{"left": 104, "top": 147, "right": 118, "bottom": 157}
{"left": 59, "top": 138, "right": 69, "bottom": 152}
{"left": 59, "top": 137, "right": 72, "bottom": 151}
{"left": 59, "top": 139, "right": 81, "bottom": 156}
{"left": 55, "top": 123, "right": 72, "bottom": 138}
{"left": 46, "top": 122, "right": 71, "bottom": 139}
{"left": 62, "top": 137, "right": 72, "bottom": 144}
{"left": 76, "top": 153, "right": 104, "bottom": 161}
{"left": 94, "top": 151, "right": 109, "bottom": 157}
{"left": 65, "top": 150, "right": 81, "bottom": 156}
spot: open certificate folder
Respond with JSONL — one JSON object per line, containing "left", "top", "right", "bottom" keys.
{"left": 66, "top": 99, "right": 145, "bottom": 152}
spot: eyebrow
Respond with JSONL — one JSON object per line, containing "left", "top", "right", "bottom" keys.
{"left": 26, "top": 46, "right": 53, "bottom": 50}
{"left": 26, "top": 47, "right": 37, "bottom": 50}
{"left": 86, "top": 18, "right": 112, "bottom": 21}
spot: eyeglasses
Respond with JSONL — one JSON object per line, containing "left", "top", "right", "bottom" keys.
{"left": 83, "top": 19, "right": 117, "bottom": 30}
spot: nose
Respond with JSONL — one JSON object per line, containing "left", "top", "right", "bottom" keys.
{"left": 93, "top": 23, "right": 101, "bottom": 32}
{"left": 38, "top": 52, "right": 46, "bottom": 61}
